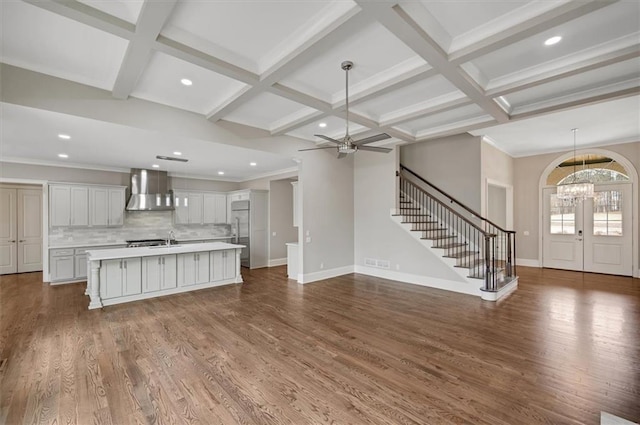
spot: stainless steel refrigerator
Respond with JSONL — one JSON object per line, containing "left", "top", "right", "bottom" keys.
{"left": 231, "top": 200, "right": 250, "bottom": 268}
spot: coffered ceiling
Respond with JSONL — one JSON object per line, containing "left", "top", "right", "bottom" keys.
{"left": 1, "top": 0, "right": 639, "bottom": 173}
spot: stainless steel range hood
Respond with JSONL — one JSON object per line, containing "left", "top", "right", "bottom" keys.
{"left": 126, "top": 168, "right": 174, "bottom": 211}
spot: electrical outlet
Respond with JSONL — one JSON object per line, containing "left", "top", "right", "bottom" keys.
{"left": 395, "top": 264, "right": 400, "bottom": 270}
{"left": 320, "top": 263, "right": 324, "bottom": 269}
{"left": 272, "top": 232, "right": 277, "bottom": 237}
{"left": 305, "top": 236, "right": 311, "bottom": 243}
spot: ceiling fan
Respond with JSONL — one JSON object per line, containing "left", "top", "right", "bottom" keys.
{"left": 299, "top": 61, "right": 392, "bottom": 159}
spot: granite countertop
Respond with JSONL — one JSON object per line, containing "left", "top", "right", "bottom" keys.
{"left": 87, "top": 242, "right": 245, "bottom": 261}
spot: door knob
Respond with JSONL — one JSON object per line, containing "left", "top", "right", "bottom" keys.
{"left": 19, "top": 240, "right": 25, "bottom": 242}
{"left": 8, "top": 240, "right": 16, "bottom": 243}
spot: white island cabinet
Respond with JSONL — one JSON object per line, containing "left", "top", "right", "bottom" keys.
{"left": 86, "top": 242, "right": 244, "bottom": 309}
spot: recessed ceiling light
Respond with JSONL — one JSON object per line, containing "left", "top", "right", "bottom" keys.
{"left": 180, "top": 78, "right": 193, "bottom": 86}
{"left": 58, "top": 153, "right": 68, "bottom": 158}
{"left": 544, "top": 36, "right": 562, "bottom": 46}
{"left": 173, "top": 151, "right": 182, "bottom": 156}
{"left": 318, "top": 122, "right": 327, "bottom": 128}
{"left": 152, "top": 164, "right": 160, "bottom": 168}
{"left": 250, "top": 162, "right": 257, "bottom": 166}
{"left": 218, "top": 171, "right": 225, "bottom": 175}
{"left": 58, "top": 134, "right": 71, "bottom": 140}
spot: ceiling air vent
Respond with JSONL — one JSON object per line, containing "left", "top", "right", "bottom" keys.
{"left": 156, "top": 155, "right": 188, "bottom": 162}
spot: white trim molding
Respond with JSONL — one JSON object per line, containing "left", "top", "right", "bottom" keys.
{"left": 516, "top": 258, "right": 541, "bottom": 268}
{"left": 299, "top": 265, "right": 354, "bottom": 284}
{"left": 354, "top": 265, "right": 482, "bottom": 297}
{"left": 268, "top": 258, "right": 287, "bottom": 267}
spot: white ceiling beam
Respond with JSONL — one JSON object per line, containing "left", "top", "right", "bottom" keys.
{"left": 270, "top": 65, "right": 438, "bottom": 136}
{"left": 511, "top": 86, "right": 640, "bottom": 121}
{"left": 154, "top": 36, "right": 259, "bottom": 85}
{"left": 449, "top": 0, "right": 618, "bottom": 65}
{"left": 415, "top": 117, "right": 497, "bottom": 142}
{"left": 271, "top": 111, "right": 328, "bottom": 136}
{"left": 112, "top": 0, "right": 178, "bottom": 99}
{"left": 486, "top": 43, "right": 640, "bottom": 96}
{"left": 206, "top": 11, "right": 372, "bottom": 122}
{"left": 269, "top": 84, "right": 414, "bottom": 142}
{"left": 355, "top": 1, "right": 510, "bottom": 124}
{"left": 21, "top": 0, "right": 134, "bottom": 39}
{"left": 380, "top": 96, "right": 472, "bottom": 127}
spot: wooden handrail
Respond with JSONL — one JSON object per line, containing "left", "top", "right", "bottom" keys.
{"left": 399, "top": 165, "right": 516, "bottom": 234}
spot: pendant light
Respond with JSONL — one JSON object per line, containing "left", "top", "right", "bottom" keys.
{"left": 556, "top": 128, "right": 594, "bottom": 200}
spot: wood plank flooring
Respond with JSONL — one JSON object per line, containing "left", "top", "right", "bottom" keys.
{"left": 1, "top": 266, "right": 639, "bottom": 425}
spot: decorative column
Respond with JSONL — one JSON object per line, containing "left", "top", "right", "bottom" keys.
{"left": 88, "top": 260, "right": 103, "bottom": 309}
{"left": 235, "top": 249, "right": 243, "bottom": 283}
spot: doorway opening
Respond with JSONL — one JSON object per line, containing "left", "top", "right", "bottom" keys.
{"left": 540, "top": 151, "right": 637, "bottom": 276}
{"left": 0, "top": 184, "right": 44, "bottom": 275}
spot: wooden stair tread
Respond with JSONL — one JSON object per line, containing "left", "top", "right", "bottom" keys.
{"left": 444, "top": 250, "right": 479, "bottom": 259}
{"left": 433, "top": 242, "right": 467, "bottom": 249}
{"left": 421, "top": 235, "right": 457, "bottom": 241}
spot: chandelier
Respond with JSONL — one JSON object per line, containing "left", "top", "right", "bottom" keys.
{"left": 556, "top": 128, "right": 594, "bottom": 200}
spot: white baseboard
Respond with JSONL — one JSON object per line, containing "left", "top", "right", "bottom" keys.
{"left": 516, "top": 258, "right": 540, "bottom": 267}
{"left": 268, "top": 258, "right": 287, "bottom": 267}
{"left": 354, "top": 265, "right": 481, "bottom": 297}
{"left": 299, "top": 265, "right": 354, "bottom": 284}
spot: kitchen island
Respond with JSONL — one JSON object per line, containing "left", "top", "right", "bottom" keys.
{"left": 86, "top": 242, "right": 244, "bottom": 309}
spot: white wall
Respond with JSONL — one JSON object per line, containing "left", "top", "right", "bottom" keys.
{"left": 400, "top": 134, "right": 483, "bottom": 212}
{"left": 299, "top": 150, "right": 354, "bottom": 277}
{"left": 514, "top": 140, "right": 640, "bottom": 263}
{"left": 268, "top": 179, "right": 297, "bottom": 261}
{"left": 354, "top": 148, "right": 465, "bottom": 281}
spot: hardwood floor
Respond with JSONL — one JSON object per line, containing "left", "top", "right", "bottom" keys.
{"left": 1, "top": 266, "right": 639, "bottom": 425}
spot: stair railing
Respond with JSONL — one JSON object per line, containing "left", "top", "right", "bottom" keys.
{"left": 398, "top": 165, "right": 516, "bottom": 291}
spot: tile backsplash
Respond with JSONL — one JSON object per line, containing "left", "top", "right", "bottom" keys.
{"left": 49, "top": 211, "right": 231, "bottom": 246}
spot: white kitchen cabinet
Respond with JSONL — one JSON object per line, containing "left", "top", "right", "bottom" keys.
{"left": 89, "top": 186, "right": 125, "bottom": 227}
{"left": 50, "top": 248, "right": 75, "bottom": 282}
{"left": 177, "top": 252, "right": 209, "bottom": 286}
{"left": 142, "top": 254, "right": 177, "bottom": 293}
{"left": 210, "top": 249, "right": 236, "bottom": 282}
{"left": 291, "top": 181, "right": 299, "bottom": 227}
{"left": 174, "top": 192, "right": 189, "bottom": 224}
{"left": 188, "top": 193, "right": 203, "bottom": 224}
{"left": 175, "top": 191, "right": 226, "bottom": 225}
{"left": 49, "top": 184, "right": 88, "bottom": 227}
{"left": 203, "top": 194, "right": 227, "bottom": 224}
{"left": 75, "top": 253, "right": 87, "bottom": 279}
{"left": 70, "top": 186, "right": 89, "bottom": 226}
{"left": 100, "top": 257, "right": 141, "bottom": 299}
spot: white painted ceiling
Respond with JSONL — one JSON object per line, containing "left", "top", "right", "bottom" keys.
{"left": 1, "top": 0, "right": 639, "bottom": 176}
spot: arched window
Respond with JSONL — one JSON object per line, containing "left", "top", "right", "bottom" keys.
{"left": 558, "top": 169, "right": 629, "bottom": 185}
{"left": 547, "top": 155, "right": 630, "bottom": 186}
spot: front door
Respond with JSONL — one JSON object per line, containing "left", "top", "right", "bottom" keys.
{"left": 543, "top": 183, "right": 632, "bottom": 276}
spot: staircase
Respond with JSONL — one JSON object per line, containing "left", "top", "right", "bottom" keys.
{"left": 393, "top": 165, "right": 518, "bottom": 301}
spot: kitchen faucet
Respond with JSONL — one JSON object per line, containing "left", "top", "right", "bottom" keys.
{"left": 167, "top": 230, "right": 175, "bottom": 246}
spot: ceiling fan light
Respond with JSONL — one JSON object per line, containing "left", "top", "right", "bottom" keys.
{"left": 338, "top": 144, "right": 357, "bottom": 154}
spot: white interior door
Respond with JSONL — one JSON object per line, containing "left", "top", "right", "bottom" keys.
{"left": 0, "top": 188, "right": 18, "bottom": 275}
{"left": 543, "top": 184, "right": 632, "bottom": 276}
{"left": 583, "top": 183, "right": 632, "bottom": 276}
{"left": 543, "top": 187, "right": 584, "bottom": 271}
{"left": 17, "top": 189, "right": 43, "bottom": 273}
